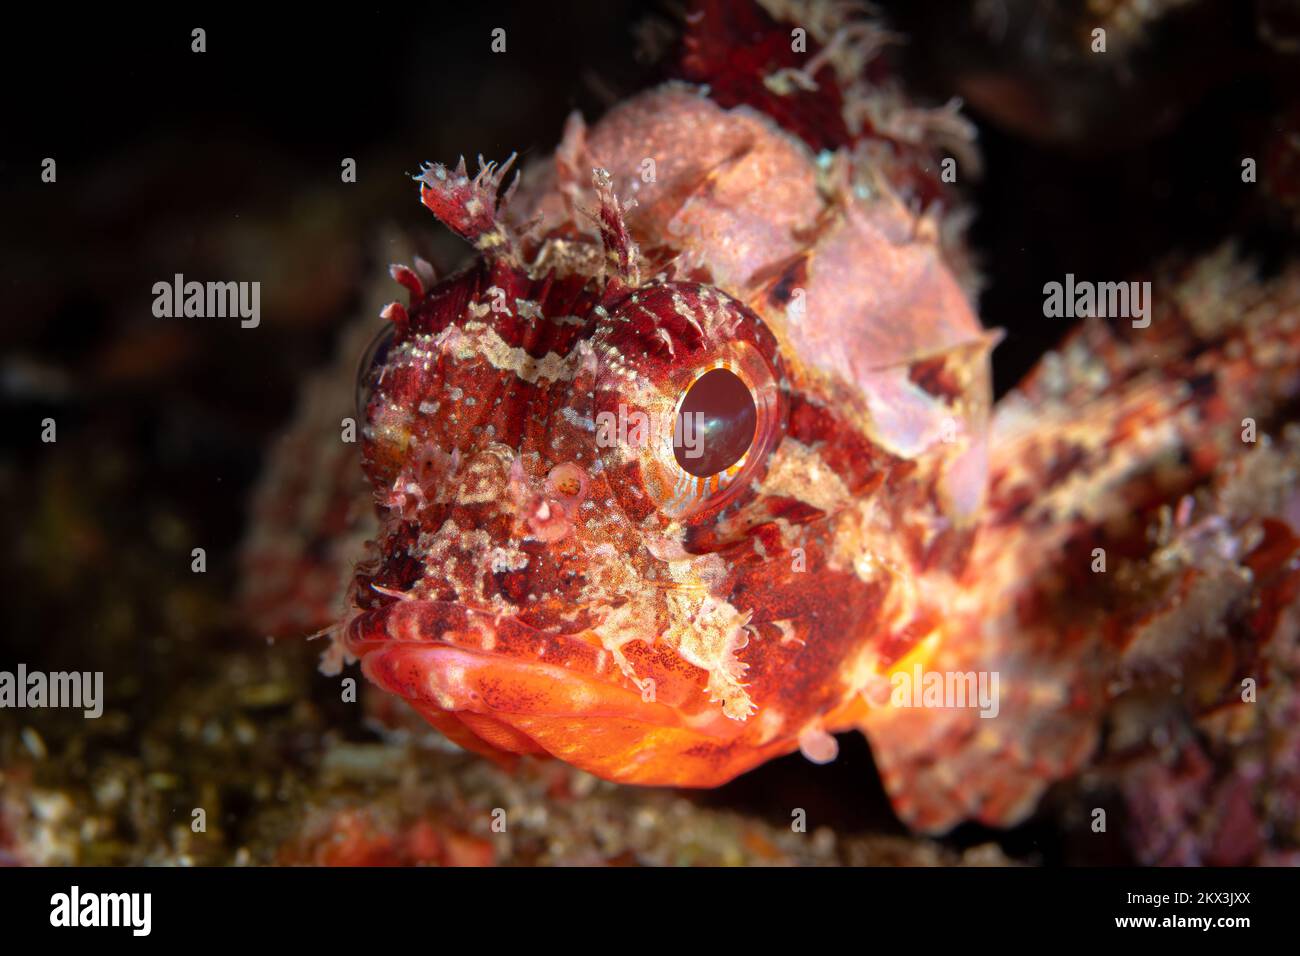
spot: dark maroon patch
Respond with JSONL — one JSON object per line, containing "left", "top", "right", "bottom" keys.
{"left": 674, "top": 0, "right": 851, "bottom": 153}
{"left": 908, "top": 354, "right": 963, "bottom": 403}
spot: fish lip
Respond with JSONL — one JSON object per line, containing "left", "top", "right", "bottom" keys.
{"left": 356, "top": 638, "right": 771, "bottom": 786}
{"left": 345, "top": 597, "right": 639, "bottom": 705}
{"left": 356, "top": 632, "right": 692, "bottom": 739}
{"left": 347, "top": 596, "right": 587, "bottom": 651}
{"left": 347, "top": 597, "right": 740, "bottom": 731}
{"left": 347, "top": 599, "right": 791, "bottom": 785}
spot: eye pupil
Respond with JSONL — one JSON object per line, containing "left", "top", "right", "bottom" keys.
{"left": 674, "top": 368, "right": 756, "bottom": 477}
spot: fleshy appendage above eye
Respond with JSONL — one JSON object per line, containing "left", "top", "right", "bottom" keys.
{"left": 593, "top": 282, "right": 785, "bottom": 522}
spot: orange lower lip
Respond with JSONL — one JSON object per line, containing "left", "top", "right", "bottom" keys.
{"left": 360, "top": 642, "right": 673, "bottom": 725}
{"left": 348, "top": 599, "right": 809, "bottom": 786}
{"left": 357, "top": 641, "right": 794, "bottom": 787}
{"left": 347, "top": 599, "right": 647, "bottom": 721}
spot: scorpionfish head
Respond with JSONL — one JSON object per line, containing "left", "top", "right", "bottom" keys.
{"left": 344, "top": 82, "right": 995, "bottom": 787}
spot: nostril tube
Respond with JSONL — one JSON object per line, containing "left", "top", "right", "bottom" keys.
{"left": 546, "top": 462, "right": 589, "bottom": 505}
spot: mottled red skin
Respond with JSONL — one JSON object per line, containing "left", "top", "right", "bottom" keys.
{"left": 677, "top": 0, "right": 853, "bottom": 151}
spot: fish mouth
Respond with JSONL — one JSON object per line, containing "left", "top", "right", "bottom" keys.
{"left": 345, "top": 598, "right": 793, "bottom": 787}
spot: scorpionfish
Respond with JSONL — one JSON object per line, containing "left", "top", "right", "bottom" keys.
{"left": 246, "top": 0, "right": 1300, "bottom": 835}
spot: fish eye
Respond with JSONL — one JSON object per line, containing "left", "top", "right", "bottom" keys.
{"left": 674, "top": 367, "right": 756, "bottom": 477}
{"left": 658, "top": 352, "right": 779, "bottom": 517}
{"left": 356, "top": 322, "right": 396, "bottom": 419}
{"left": 593, "top": 281, "right": 786, "bottom": 522}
